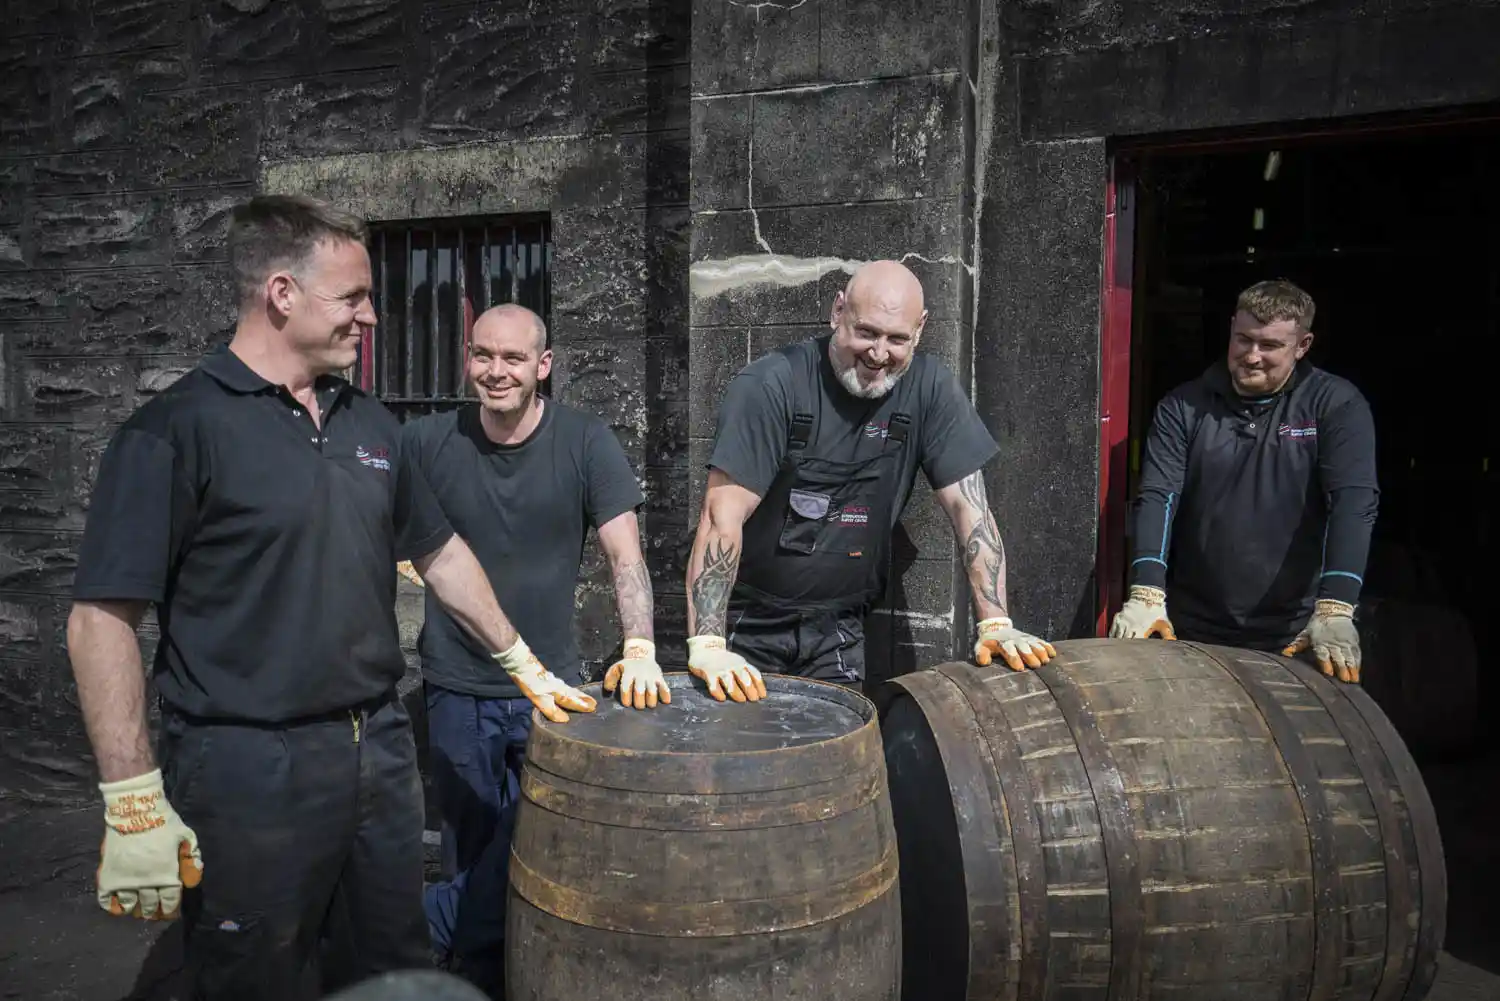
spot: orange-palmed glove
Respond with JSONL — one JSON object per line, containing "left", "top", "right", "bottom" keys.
{"left": 686, "top": 636, "right": 767, "bottom": 703}
{"left": 603, "top": 638, "right": 671, "bottom": 709}
{"left": 97, "top": 769, "right": 203, "bottom": 921}
{"left": 973, "top": 617, "right": 1057, "bottom": 672}
{"left": 1108, "top": 585, "right": 1177, "bottom": 640}
{"left": 493, "top": 636, "right": 597, "bottom": 723}
{"left": 1284, "top": 599, "right": 1361, "bottom": 684}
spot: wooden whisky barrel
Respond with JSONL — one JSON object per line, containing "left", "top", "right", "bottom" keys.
{"left": 506, "top": 673, "right": 900, "bottom": 1001}
{"left": 877, "top": 638, "right": 1446, "bottom": 1001}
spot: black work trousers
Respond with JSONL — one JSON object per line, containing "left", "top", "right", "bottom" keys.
{"left": 727, "top": 605, "right": 867, "bottom": 686}
{"left": 159, "top": 695, "right": 430, "bottom": 1001}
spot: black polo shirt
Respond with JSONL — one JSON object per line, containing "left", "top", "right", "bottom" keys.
{"left": 1128, "top": 360, "right": 1379, "bottom": 648}
{"left": 73, "top": 344, "right": 453, "bottom": 723}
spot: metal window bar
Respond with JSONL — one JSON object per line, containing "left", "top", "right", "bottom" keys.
{"left": 367, "top": 216, "right": 551, "bottom": 420}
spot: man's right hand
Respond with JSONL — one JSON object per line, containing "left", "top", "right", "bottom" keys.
{"left": 97, "top": 768, "right": 203, "bottom": 921}
{"left": 686, "top": 635, "right": 767, "bottom": 703}
{"left": 1108, "top": 585, "right": 1177, "bottom": 640}
{"left": 493, "top": 637, "right": 597, "bottom": 723}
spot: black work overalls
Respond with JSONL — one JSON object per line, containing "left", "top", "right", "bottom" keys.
{"left": 727, "top": 347, "right": 912, "bottom": 684}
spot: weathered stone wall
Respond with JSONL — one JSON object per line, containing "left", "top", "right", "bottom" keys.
{"left": 687, "top": 0, "right": 989, "bottom": 684}
{"left": 0, "top": 0, "right": 689, "bottom": 807}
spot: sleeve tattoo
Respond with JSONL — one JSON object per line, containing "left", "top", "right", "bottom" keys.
{"left": 691, "top": 538, "right": 739, "bottom": 636}
{"left": 611, "top": 558, "right": 655, "bottom": 641}
{"left": 958, "top": 471, "right": 1008, "bottom": 614}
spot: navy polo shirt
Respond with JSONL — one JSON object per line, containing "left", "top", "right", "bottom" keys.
{"left": 1128, "top": 361, "right": 1379, "bottom": 648}
{"left": 73, "top": 344, "right": 453, "bottom": 723}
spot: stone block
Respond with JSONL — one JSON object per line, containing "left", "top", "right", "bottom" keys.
{"left": 643, "top": 205, "right": 691, "bottom": 334}
{"left": 552, "top": 339, "right": 649, "bottom": 458}
{"left": 0, "top": 273, "right": 63, "bottom": 321}
{"left": 137, "top": 89, "right": 256, "bottom": 187}
{"left": 61, "top": 59, "right": 130, "bottom": 149}
{"left": 0, "top": 38, "right": 57, "bottom": 156}
{"left": 651, "top": 591, "right": 688, "bottom": 667}
{"left": 819, "top": 0, "right": 966, "bottom": 81}
{"left": 643, "top": 127, "right": 691, "bottom": 208}
{"left": 585, "top": 0, "right": 691, "bottom": 72}
{"left": 686, "top": 325, "right": 746, "bottom": 438}
{"left": 0, "top": 725, "right": 97, "bottom": 806}
{"left": 197, "top": 0, "right": 308, "bottom": 82}
{"left": 81, "top": 0, "right": 189, "bottom": 54}
{"left": 645, "top": 400, "right": 687, "bottom": 467}
{"left": 3, "top": 0, "right": 67, "bottom": 39}
{"left": 551, "top": 207, "right": 649, "bottom": 341}
{"left": 0, "top": 421, "right": 116, "bottom": 530}
{"left": 866, "top": 557, "right": 961, "bottom": 684}
{"left": 0, "top": 649, "right": 87, "bottom": 738}
{"left": 687, "top": 209, "right": 826, "bottom": 327}
{"left": 753, "top": 76, "right": 967, "bottom": 206}
{"left": 262, "top": 71, "right": 404, "bottom": 160}
{"left": 18, "top": 355, "right": 135, "bottom": 423}
{"left": 51, "top": 265, "right": 234, "bottom": 357}
{"left": 0, "top": 597, "right": 50, "bottom": 662}
{"left": 748, "top": 323, "right": 819, "bottom": 359}
{"left": 687, "top": 435, "right": 712, "bottom": 525}
{"left": 689, "top": 95, "right": 750, "bottom": 212}
{"left": 691, "top": 0, "right": 820, "bottom": 95}
{"left": 895, "top": 476, "right": 956, "bottom": 563}
{"left": 309, "top": 0, "right": 408, "bottom": 71}
{"left": 642, "top": 461, "right": 692, "bottom": 583}
{"left": 581, "top": 62, "right": 691, "bottom": 136}
{"left": 33, "top": 149, "right": 142, "bottom": 196}
{"left": 35, "top": 194, "right": 163, "bottom": 269}
{"left": 169, "top": 189, "right": 246, "bottom": 263}
{"left": 416, "top": 2, "right": 585, "bottom": 144}
{"left": 0, "top": 530, "right": 80, "bottom": 596}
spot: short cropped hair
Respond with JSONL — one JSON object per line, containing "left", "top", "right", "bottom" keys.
{"left": 1236, "top": 279, "right": 1316, "bottom": 331}
{"left": 227, "top": 195, "right": 369, "bottom": 304}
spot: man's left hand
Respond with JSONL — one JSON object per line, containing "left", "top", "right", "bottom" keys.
{"left": 1283, "top": 599, "right": 1361, "bottom": 683}
{"left": 603, "top": 639, "right": 671, "bottom": 710}
{"left": 493, "top": 637, "right": 597, "bottom": 723}
{"left": 974, "top": 617, "right": 1057, "bottom": 672}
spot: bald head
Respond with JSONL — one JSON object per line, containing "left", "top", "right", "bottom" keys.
{"left": 828, "top": 260, "right": 928, "bottom": 399}
{"left": 474, "top": 303, "right": 547, "bottom": 354}
{"left": 843, "top": 260, "right": 926, "bottom": 326}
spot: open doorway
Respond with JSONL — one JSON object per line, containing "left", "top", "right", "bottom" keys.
{"left": 1115, "top": 118, "right": 1500, "bottom": 759}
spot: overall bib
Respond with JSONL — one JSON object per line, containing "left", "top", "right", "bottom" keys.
{"left": 728, "top": 354, "right": 912, "bottom": 684}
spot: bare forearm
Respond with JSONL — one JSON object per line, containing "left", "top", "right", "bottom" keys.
{"left": 415, "top": 535, "right": 520, "bottom": 653}
{"left": 950, "top": 471, "right": 1010, "bottom": 620}
{"left": 67, "top": 603, "right": 154, "bottom": 784}
{"left": 687, "top": 523, "right": 742, "bottom": 637}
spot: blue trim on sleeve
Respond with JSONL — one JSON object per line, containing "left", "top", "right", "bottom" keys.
{"left": 1320, "top": 570, "right": 1364, "bottom": 583}
{"left": 1132, "top": 557, "right": 1168, "bottom": 568}
{"left": 1158, "top": 492, "right": 1176, "bottom": 561}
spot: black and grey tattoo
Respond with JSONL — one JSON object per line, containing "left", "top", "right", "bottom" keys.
{"left": 691, "top": 537, "right": 740, "bottom": 637}
{"left": 611, "top": 558, "right": 655, "bottom": 642}
{"left": 958, "top": 471, "right": 1008, "bottom": 614}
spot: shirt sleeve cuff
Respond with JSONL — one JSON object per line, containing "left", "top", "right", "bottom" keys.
{"left": 1316, "top": 571, "right": 1363, "bottom": 605}
{"left": 72, "top": 579, "right": 165, "bottom": 603}
{"left": 396, "top": 525, "right": 455, "bottom": 564}
{"left": 1128, "top": 558, "right": 1168, "bottom": 589}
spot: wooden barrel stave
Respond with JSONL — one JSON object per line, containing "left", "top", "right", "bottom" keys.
{"left": 878, "top": 638, "right": 1445, "bottom": 1001}
{"left": 508, "top": 673, "right": 901, "bottom": 1001}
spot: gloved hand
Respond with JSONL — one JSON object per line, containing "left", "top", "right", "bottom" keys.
{"left": 1283, "top": 599, "right": 1361, "bottom": 683}
{"left": 97, "top": 769, "right": 203, "bottom": 921}
{"left": 686, "top": 635, "right": 767, "bottom": 703}
{"left": 973, "top": 617, "right": 1057, "bottom": 672}
{"left": 493, "top": 636, "right": 597, "bottom": 723}
{"left": 396, "top": 561, "right": 425, "bottom": 587}
{"left": 603, "top": 638, "right": 671, "bottom": 709}
{"left": 1108, "top": 585, "right": 1177, "bottom": 640}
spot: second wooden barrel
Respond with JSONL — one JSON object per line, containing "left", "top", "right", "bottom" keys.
{"left": 878, "top": 638, "right": 1446, "bottom": 1001}
{"left": 507, "top": 673, "right": 900, "bottom": 1001}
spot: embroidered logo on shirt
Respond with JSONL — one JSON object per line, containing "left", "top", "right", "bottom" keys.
{"left": 863, "top": 422, "right": 889, "bottom": 439}
{"left": 355, "top": 445, "right": 391, "bottom": 472}
{"left": 1278, "top": 423, "right": 1318, "bottom": 439}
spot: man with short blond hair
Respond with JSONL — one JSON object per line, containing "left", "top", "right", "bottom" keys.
{"left": 1112, "top": 279, "right": 1378, "bottom": 683}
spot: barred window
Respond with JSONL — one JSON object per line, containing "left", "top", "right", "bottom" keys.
{"left": 362, "top": 215, "right": 552, "bottom": 420}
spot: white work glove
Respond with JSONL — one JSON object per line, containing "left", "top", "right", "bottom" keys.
{"left": 494, "top": 636, "right": 598, "bottom": 723}
{"left": 97, "top": 769, "right": 203, "bottom": 921}
{"left": 1108, "top": 584, "right": 1177, "bottom": 640}
{"left": 603, "top": 638, "right": 672, "bottom": 709}
{"left": 396, "top": 560, "right": 425, "bottom": 587}
{"left": 686, "top": 635, "right": 768, "bottom": 703}
{"left": 973, "top": 617, "right": 1057, "bottom": 672}
{"left": 1284, "top": 599, "right": 1361, "bottom": 683}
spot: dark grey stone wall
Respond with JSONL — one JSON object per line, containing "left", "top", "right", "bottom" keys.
{"left": 977, "top": 0, "right": 1500, "bottom": 640}
{"left": 0, "top": 0, "right": 689, "bottom": 807}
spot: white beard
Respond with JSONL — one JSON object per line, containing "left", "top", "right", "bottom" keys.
{"left": 834, "top": 357, "right": 905, "bottom": 399}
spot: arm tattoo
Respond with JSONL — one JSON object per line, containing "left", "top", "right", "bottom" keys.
{"left": 958, "top": 471, "right": 1008, "bottom": 615}
{"left": 611, "top": 558, "right": 655, "bottom": 642}
{"left": 691, "top": 537, "right": 740, "bottom": 637}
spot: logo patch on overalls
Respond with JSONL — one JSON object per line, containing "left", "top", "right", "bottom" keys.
{"left": 837, "top": 504, "right": 870, "bottom": 525}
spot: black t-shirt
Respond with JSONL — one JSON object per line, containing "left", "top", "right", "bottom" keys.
{"left": 72, "top": 344, "right": 454, "bottom": 723}
{"left": 403, "top": 401, "right": 645, "bottom": 698}
{"left": 1129, "top": 361, "right": 1379, "bottom": 647}
{"left": 709, "top": 336, "right": 999, "bottom": 522}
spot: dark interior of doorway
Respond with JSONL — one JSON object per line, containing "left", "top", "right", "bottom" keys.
{"left": 1126, "top": 123, "right": 1500, "bottom": 758}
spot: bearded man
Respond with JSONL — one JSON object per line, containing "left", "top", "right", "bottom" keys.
{"left": 682, "top": 259, "right": 1055, "bottom": 701}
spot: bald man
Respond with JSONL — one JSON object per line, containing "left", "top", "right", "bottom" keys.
{"left": 399, "top": 304, "right": 658, "bottom": 991}
{"left": 685, "top": 261, "right": 1055, "bottom": 700}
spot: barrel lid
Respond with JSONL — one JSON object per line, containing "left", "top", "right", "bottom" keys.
{"left": 542, "top": 672, "right": 870, "bottom": 753}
